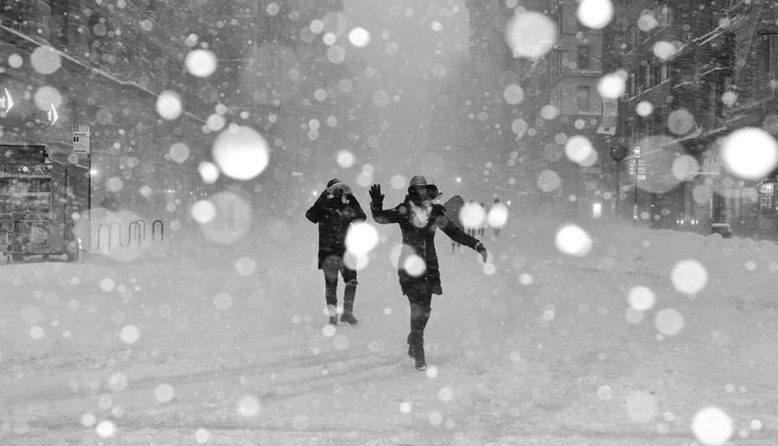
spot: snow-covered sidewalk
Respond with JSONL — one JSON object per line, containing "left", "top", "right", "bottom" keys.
{"left": 1, "top": 216, "right": 777, "bottom": 445}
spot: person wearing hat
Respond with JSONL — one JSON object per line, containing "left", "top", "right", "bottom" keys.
{"left": 369, "top": 175, "right": 488, "bottom": 370}
{"left": 306, "top": 178, "right": 366, "bottom": 326}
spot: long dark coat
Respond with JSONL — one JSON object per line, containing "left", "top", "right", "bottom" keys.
{"left": 371, "top": 196, "right": 480, "bottom": 296}
{"left": 306, "top": 192, "right": 366, "bottom": 269}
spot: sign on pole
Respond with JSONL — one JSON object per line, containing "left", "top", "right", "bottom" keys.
{"left": 633, "top": 145, "right": 641, "bottom": 159}
{"left": 73, "top": 125, "right": 91, "bottom": 154}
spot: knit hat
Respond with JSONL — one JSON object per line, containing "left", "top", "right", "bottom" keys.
{"left": 409, "top": 175, "right": 428, "bottom": 188}
{"left": 326, "top": 178, "right": 341, "bottom": 188}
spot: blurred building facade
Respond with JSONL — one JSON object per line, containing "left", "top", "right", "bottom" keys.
{"left": 1, "top": 0, "right": 209, "bottom": 217}
{"left": 604, "top": 0, "right": 778, "bottom": 238}
{"left": 518, "top": 0, "right": 609, "bottom": 219}
{"left": 463, "top": 0, "right": 526, "bottom": 202}
{"left": 1, "top": 0, "right": 354, "bottom": 224}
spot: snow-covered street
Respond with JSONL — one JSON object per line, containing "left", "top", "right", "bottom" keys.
{"left": 2, "top": 214, "right": 778, "bottom": 445}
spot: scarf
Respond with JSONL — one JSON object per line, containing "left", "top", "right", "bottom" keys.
{"left": 409, "top": 200, "right": 432, "bottom": 228}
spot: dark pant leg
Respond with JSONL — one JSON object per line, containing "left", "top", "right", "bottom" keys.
{"left": 341, "top": 265, "right": 358, "bottom": 313}
{"left": 406, "top": 290, "right": 432, "bottom": 345}
{"left": 322, "top": 256, "right": 340, "bottom": 307}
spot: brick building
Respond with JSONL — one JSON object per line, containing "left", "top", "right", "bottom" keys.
{"left": 604, "top": 0, "right": 778, "bottom": 236}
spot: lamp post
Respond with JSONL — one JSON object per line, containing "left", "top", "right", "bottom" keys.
{"left": 633, "top": 146, "right": 641, "bottom": 226}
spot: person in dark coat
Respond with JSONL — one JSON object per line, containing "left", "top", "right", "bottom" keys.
{"left": 306, "top": 179, "right": 366, "bottom": 326}
{"left": 369, "top": 176, "right": 488, "bottom": 370}
{"left": 443, "top": 195, "right": 465, "bottom": 253}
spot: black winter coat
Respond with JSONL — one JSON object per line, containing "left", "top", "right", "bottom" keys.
{"left": 371, "top": 196, "right": 480, "bottom": 296}
{"left": 306, "top": 192, "right": 366, "bottom": 269}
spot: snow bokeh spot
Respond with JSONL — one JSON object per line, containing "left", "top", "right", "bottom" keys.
{"left": 237, "top": 395, "right": 261, "bottom": 417}
{"left": 597, "top": 385, "right": 613, "bottom": 400}
{"left": 198, "top": 161, "right": 220, "bottom": 184}
{"left": 503, "top": 84, "right": 524, "bottom": 105}
{"left": 336, "top": 150, "right": 355, "bottom": 168}
{"left": 191, "top": 200, "right": 216, "bottom": 224}
{"left": 671, "top": 259, "right": 708, "bottom": 295}
{"left": 597, "top": 70, "right": 628, "bottom": 99}
{"left": 627, "top": 286, "right": 656, "bottom": 311}
{"left": 403, "top": 254, "right": 426, "bottom": 277}
{"left": 33, "top": 86, "right": 62, "bottom": 111}
{"left": 537, "top": 170, "right": 562, "bottom": 192}
{"left": 346, "top": 222, "right": 379, "bottom": 256}
{"left": 505, "top": 11, "right": 557, "bottom": 59}
{"left": 400, "top": 402, "right": 412, "bottom": 414}
{"left": 80, "top": 413, "right": 96, "bottom": 427}
{"left": 30, "top": 46, "right": 61, "bottom": 75}
{"left": 655, "top": 308, "right": 684, "bottom": 336}
{"left": 155, "top": 384, "right": 175, "bottom": 403}
{"left": 207, "top": 114, "right": 226, "bottom": 132}
{"left": 636, "top": 101, "right": 654, "bottom": 117}
{"left": 555, "top": 224, "right": 593, "bottom": 257}
{"left": 425, "top": 365, "right": 439, "bottom": 379}
{"left": 460, "top": 202, "right": 486, "bottom": 230}
{"left": 390, "top": 174, "right": 407, "bottom": 189}
{"left": 8, "top": 53, "right": 23, "bottom": 68}
{"left": 120, "top": 325, "right": 140, "bottom": 344}
{"left": 95, "top": 420, "right": 117, "bottom": 438}
{"left": 667, "top": 108, "right": 695, "bottom": 135}
{"left": 108, "top": 373, "right": 128, "bottom": 393}
{"left": 692, "top": 406, "right": 733, "bottom": 445}
{"left": 721, "top": 127, "right": 778, "bottom": 181}
{"left": 638, "top": 12, "right": 659, "bottom": 32}
{"left": 156, "top": 90, "right": 182, "bottom": 120}
{"left": 212, "top": 126, "right": 270, "bottom": 181}
{"left": 168, "top": 142, "right": 190, "bottom": 164}
{"left": 653, "top": 41, "right": 677, "bottom": 60}
{"left": 598, "top": 71, "right": 627, "bottom": 99}
{"left": 626, "top": 391, "right": 658, "bottom": 423}
{"left": 519, "top": 273, "right": 534, "bottom": 285}
{"left": 30, "top": 326, "right": 45, "bottom": 340}
{"left": 348, "top": 27, "right": 371, "bottom": 48}
{"left": 235, "top": 257, "right": 256, "bottom": 276}
{"left": 195, "top": 428, "right": 211, "bottom": 444}
{"left": 185, "top": 49, "right": 217, "bottom": 78}
{"left": 564, "top": 135, "right": 597, "bottom": 167}
{"left": 672, "top": 155, "right": 700, "bottom": 182}
{"left": 576, "top": 0, "right": 613, "bottom": 29}
{"left": 487, "top": 203, "right": 509, "bottom": 229}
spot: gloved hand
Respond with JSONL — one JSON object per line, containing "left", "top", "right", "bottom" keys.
{"left": 475, "top": 241, "right": 488, "bottom": 263}
{"left": 369, "top": 184, "right": 384, "bottom": 204}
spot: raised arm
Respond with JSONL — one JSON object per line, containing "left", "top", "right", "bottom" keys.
{"left": 305, "top": 192, "right": 330, "bottom": 224}
{"left": 436, "top": 207, "right": 488, "bottom": 261}
{"left": 369, "top": 184, "right": 402, "bottom": 224}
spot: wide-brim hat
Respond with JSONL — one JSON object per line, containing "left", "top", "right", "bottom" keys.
{"left": 407, "top": 175, "right": 439, "bottom": 197}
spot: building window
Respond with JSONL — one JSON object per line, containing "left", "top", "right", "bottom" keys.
{"left": 578, "top": 45, "right": 590, "bottom": 70}
{"left": 651, "top": 63, "right": 662, "bottom": 87}
{"left": 578, "top": 85, "right": 591, "bottom": 112}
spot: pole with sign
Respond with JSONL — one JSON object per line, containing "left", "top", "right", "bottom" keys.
{"left": 73, "top": 125, "right": 91, "bottom": 212}
{"left": 633, "top": 146, "right": 641, "bottom": 225}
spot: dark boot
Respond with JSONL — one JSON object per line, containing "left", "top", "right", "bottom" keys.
{"left": 340, "top": 281, "right": 359, "bottom": 325}
{"left": 408, "top": 330, "right": 426, "bottom": 370}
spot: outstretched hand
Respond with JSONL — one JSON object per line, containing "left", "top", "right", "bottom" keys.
{"left": 369, "top": 184, "right": 384, "bottom": 203}
{"left": 475, "top": 242, "right": 488, "bottom": 263}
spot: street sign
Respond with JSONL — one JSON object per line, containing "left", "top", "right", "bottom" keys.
{"left": 633, "top": 146, "right": 641, "bottom": 159}
{"left": 73, "top": 125, "right": 91, "bottom": 154}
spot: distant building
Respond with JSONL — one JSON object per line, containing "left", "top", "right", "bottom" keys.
{"left": 604, "top": 1, "right": 778, "bottom": 237}
{"left": 517, "top": 0, "right": 609, "bottom": 218}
